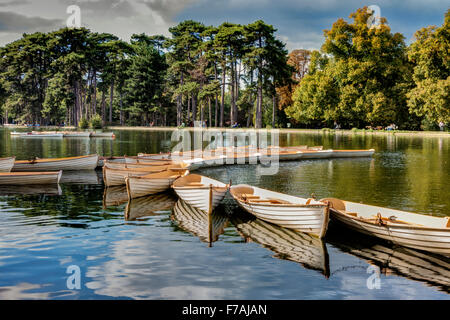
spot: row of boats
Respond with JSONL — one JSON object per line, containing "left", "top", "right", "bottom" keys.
{"left": 102, "top": 189, "right": 450, "bottom": 292}
{"left": 10, "top": 131, "right": 115, "bottom": 138}
{"left": 1, "top": 146, "right": 449, "bottom": 257}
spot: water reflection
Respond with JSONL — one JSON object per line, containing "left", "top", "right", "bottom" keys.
{"left": 171, "top": 199, "right": 229, "bottom": 246}
{"left": 327, "top": 227, "right": 450, "bottom": 293}
{"left": 0, "top": 184, "right": 62, "bottom": 196}
{"left": 231, "top": 211, "right": 330, "bottom": 278}
{"left": 103, "top": 186, "right": 128, "bottom": 208}
{"left": 125, "top": 193, "right": 177, "bottom": 221}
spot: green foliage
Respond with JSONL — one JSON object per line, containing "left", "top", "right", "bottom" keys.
{"left": 407, "top": 9, "right": 450, "bottom": 125}
{"left": 79, "top": 117, "right": 89, "bottom": 129}
{"left": 90, "top": 114, "right": 103, "bottom": 129}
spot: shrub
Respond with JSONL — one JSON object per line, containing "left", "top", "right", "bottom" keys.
{"left": 79, "top": 117, "right": 89, "bottom": 129}
{"left": 90, "top": 114, "right": 103, "bottom": 129}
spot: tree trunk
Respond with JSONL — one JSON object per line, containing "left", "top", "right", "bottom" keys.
{"left": 220, "top": 64, "right": 226, "bottom": 127}
{"left": 272, "top": 94, "right": 276, "bottom": 128}
{"left": 109, "top": 80, "right": 114, "bottom": 124}
{"left": 92, "top": 69, "right": 97, "bottom": 115}
{"left": 192, "top": 95, "right": 197, "bottom": 122}
{"left": 187, "top": 94, "right": 191, "bottom": 124}
{"left": 208, "top": 97, "right": 212, "bottom": 128}
{"left": 214, "top": 64, "right": 219, "bottom": 127}
{"left": 101, "top": 91, "right": 106, "bottom": 126}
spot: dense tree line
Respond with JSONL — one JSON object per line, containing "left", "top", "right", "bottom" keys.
{"left": 0, "top": 7, "right": 448, "bottom": 130}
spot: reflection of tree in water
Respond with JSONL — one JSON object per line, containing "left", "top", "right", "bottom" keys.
{"left": 1, "top": 185, "right": 119, "bottom": 228}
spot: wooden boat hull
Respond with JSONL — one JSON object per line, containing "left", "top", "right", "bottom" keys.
{"left": 91, "top": 132, "right": 115, "bottom": 138}
{"left": 298, "top": 150, "right": 333, "bottom": 159}
{"left": 13, "top": 154, "right": 99, "bottom": 172}
{"left": 230, "top": 185, "right": 330, "bottom": 238}
{"left": 62, "top": 132, "right": 91, "bottom": 137}
{"left": 330, "top": 149, "right": 375, "bottom": 158}
{"left": 325, "top": 199, "right": 450, "bottom": 256}
{"left": 0, "top": 157, "right": 15, "bottom": 172}
{"left": 172, "top": 174, "right": 228, "bottom": 214}
{"left": 103, "top": 166, "right": 168, "bottom": 187}
{"left": 125, "top": 171, "right": 186, "bottom": 199}
{"left": 0, "top": 171, "right": 62, "bottom": 185}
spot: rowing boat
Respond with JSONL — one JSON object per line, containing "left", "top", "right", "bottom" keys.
{"left": 125, "top": 169, "right": 189, "bottom": 200}
{"left": 232, "top": 213, "right": 329, "bottom": 277}
{"left": 12, "top": 154, "right": 99, "bottom": 171}
{"left": 125, "top": 193, "right": 177, "bottom": 221}
{"left": 0, "top": 157, "right": 15, "bottom": 172}
{"left": 91, "top": 132, "right": 115, "bottom": 138}
{"left": 0, "top": 171, "right": 62, "bottom": 185}
{"left": 97, "top": 156, "right": 126, "bottom": 168}
{"left": 330, "top": 149, "right": 375, "bottom": 158}
{"left": 171, "top": 199, "right": 229, "bottom": 246}
{"left": 323, "top": 198, "right": 450, "bottom": 255}
{"left": 103, "top": 164, "right": 183, "bottom": 187}
{"left": 122, "top": 157, "right": 182, "bottom": 166}
{"left": 172, "top": 174, "right": 229, "bottom": 214}
{"left": 230, "top": 185, "right": 330, "bottom": 238}
{"left": 62, "top": 131, "right": 91, "bottom": 137}
{"left": 21, "top": 132, "right": 63, "bottom": 138}
{"left": 298, "top": 149, "right": 334, "bottom": 159}
{"left": 103, "top": 186, "right": 129, "bottom": 208}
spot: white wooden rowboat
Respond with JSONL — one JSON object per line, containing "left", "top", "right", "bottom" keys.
{"left": 91, "top": 132, "right": 115, "bottom": 138}
{"left": 125, "top": 169, "right": 189, "bottom": 200}
{"left": 232, "top": 214, "right": 329, "bottom": 277}
{"left": 0, "top": 171, "right": 62, "bottom": 185}
{"left": 330, "top": 149, "right": 375, "bottom": 158}
{"left": 97, "top": 156, "right": 126, "bottom": 168}
{"left": 106, "top": 159, "right": 182, "bottom": 169}
{"left": 13, "top": 154, "right": 99, "bottom": 172}
{"left": 62, "top": 131, "right": 91, "bottom": 137}
{"left": 171, "top": 199, "right": 229, "bottom": 245}
{"left": 125, "top": 193, "right": 177, "bottom": 221}
{"left": 323, "top": 198, "right": 450, "bottom": 256}
{"left": 102, "top": 165, "right": 171, "bottom": 187}
{"left": 230, "top": 185, "right": 330, "bottom": 238}
{"left": 172, "top": 174, "right": 229, "bottom": 214}
{"left": 298, "top": 149, "right": 334, "bottom": 159}
{"left": 20, "top": 132, "right": 63, "bottom": 138}
{"left": 0, "top": 157, "right": 15, "bottom": 172}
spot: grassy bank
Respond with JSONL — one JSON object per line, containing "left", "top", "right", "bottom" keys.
{"left": 2, "top": 124, "right": 449, "bottom": 138}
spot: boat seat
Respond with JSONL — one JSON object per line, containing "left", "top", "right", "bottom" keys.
{"left": 186, "top": 182, "right": 205, "bottom": 187}
{"left": 249, "top": 199, "right": 285, "bottom": 204}
{"left": 267, "top": 198, "right": 291, "bottom": 204}
{"left": 345, "top": 211, "right": 358, "bottom": 217}
{"left": 241, "top": 194, "right": 259, "bottom": 199}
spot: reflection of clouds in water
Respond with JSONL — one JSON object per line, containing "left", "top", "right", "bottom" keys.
{"left": 0, "top": 283, "right": 50, "bottom": 299}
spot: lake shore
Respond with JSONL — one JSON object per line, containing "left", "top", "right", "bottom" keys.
{"left": 2, "top": 124, "right": 449, "bottom": 138}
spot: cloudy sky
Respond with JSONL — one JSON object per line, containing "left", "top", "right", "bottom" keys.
{"left": 0, "top": 0, "right": 448, "bottom": 50}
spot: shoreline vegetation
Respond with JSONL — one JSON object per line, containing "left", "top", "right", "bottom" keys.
{"left": 2, "top": 125, "right": 449, "bottom": 138}
{"left": 0, "top": 7, "right": 448, "bottom": 131}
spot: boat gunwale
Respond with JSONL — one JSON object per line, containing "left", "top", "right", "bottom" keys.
{"left": 14, "top": 154, "right": 98, "bottom": 164}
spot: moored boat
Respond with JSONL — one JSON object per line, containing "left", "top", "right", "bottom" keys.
{"left": 21, "top": 132, "right": 63, "bottom": 138}
{"left": 0, "top": 171, "right": 62, "bottom": 185}
{"left": 0, "top": 157, "right": 15, "bottom": 172}
{"left": 12, "top": 154, "right": 99, "bottom": 172}
{"left": 102, "top": 165, "right": 173, "bottom": 187}
{"left": 230, "top": 185, "right": 330, "bottom": 238}
{"left": 330, "top": 149, "right": 375, "bottom": 158}
{"left": 125, "top": 169, "right": 189, "bottom": 200}
{"left": 323, "top": 198, "right": 450, "bottom": 255}
{"left": 91, "top": 132, "right": 115, "bottom": 138}
{"left": 62, "top": 131, "right": 91, "bottom": 137}
{"left": 172, "top": 174, "right": 229, "bottom": 214}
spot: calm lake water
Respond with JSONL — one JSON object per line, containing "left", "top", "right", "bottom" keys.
{"left": 0, "top": 128, "right": 449, "bottom": 299}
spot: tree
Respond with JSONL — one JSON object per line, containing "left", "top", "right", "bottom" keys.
{"left": 288, "top": 7, "right": 411, "bottom": 128}
{"left": 407, "top": 9, "right": 450, "bottom": 125}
